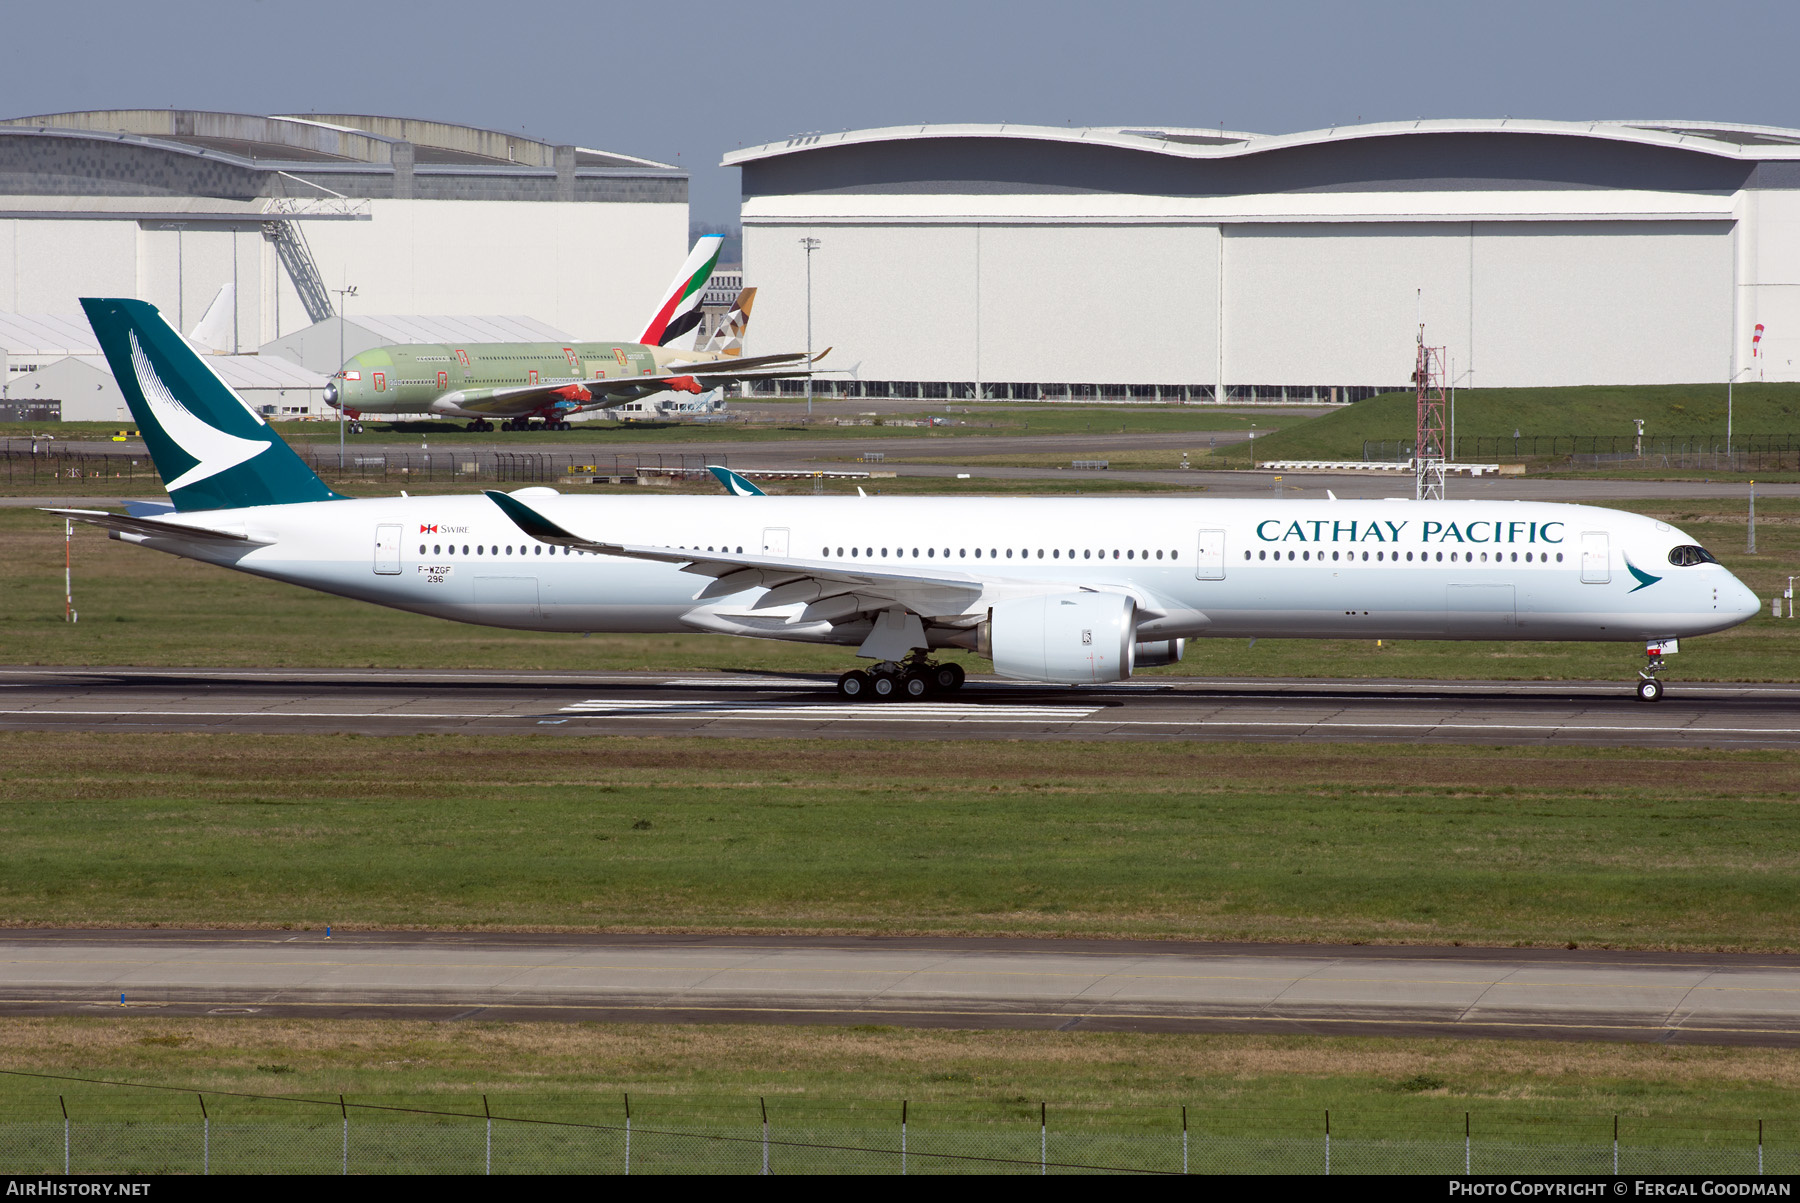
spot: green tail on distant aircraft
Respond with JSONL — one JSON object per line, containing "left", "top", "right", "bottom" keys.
{"left": 80, "top": 298, "right": 346, "bottom": 512}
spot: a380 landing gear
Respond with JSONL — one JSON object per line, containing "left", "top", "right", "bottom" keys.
{"left": 835, "top": 656, "right": 966, "bottom": 701}
{"left": 1636, "top": 643, "right": 1670, "bottom": 703}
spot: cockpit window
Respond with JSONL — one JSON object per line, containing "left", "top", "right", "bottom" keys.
{"left": 1667, "top": 545, "right": 1719, "bottom": 567}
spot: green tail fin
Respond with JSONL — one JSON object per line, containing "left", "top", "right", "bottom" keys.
{"left": 79, "top": 297, "right": 346, "bottom": 512}
{"left": 707, "top": 464, "right": 766, "bottom": 496}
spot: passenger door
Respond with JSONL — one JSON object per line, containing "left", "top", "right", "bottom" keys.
{"left": 373, "top": 524, "right": 402, "bottom": 575}
{"left": 762, "top": 527, "right": 790, "bottom": 557}
{"left": 1194, "top": 529, "right": 1226, "bottom": 580}
{"left": 1580, "top": 531, "right": 1610, "bottom": 584}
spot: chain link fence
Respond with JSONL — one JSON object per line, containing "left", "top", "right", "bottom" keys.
{"left": 0, "top": 1077, "right": 1790, "bottom": 1176}
{"left": 1364, "top": 434, "right": 1800, "bottom": 471}
{"left": 0, "top": 444, "right": 723, "bottom": 488}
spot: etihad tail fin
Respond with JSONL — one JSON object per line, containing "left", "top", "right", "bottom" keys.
{"left": 79, "top": 297, "right": 347, "bottom": 512}
{"left": 699, "top": 287, "right": 755, "bottom": 357}
{"left": 639, "top": 234, "right": 724, "bottom": 348}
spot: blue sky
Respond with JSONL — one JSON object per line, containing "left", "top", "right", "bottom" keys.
{"left": 8, "top": 1, "right": 1800, "bottom": 224}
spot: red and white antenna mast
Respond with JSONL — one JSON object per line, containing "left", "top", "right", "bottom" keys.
{"left": 1415, "top": 323, "right": 1447, "bottom": 501}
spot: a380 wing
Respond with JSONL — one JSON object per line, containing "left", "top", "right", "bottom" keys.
{"left": 450, "top": 350, "right": 822, "bottom": 417}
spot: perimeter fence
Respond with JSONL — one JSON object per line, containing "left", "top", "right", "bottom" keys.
{"left": 0, "top": 1074, "right": 1789, "bottom": 1176}
{"left": 1364, "top": 434, "right": 1800, "bottom": 471}
{"left": 0, "top": 444, "right": 725, "bottom": 487}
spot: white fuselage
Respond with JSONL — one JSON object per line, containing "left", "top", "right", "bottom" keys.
{"left": 116, "top": 493, "right": 1762, "bottom": 656}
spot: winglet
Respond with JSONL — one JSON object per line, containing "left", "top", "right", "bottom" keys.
{"left": 707, "top": 465, "right": 766, "bottom": 497}
{"left": 483, "top": 490, "right": 582, "bottom": 543}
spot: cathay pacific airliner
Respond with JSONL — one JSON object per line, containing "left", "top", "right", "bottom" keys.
{"left": 52, "top": 299, "right": 1762, "bottom": 704}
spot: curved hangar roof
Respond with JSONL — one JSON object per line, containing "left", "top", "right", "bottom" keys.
{"left": 726, "top": 119, "right": 1800, "bottom": 198}
{"left": 0, "top": 109, "right": 682, "bottom": 204}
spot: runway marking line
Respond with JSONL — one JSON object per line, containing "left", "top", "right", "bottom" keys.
{"left": 559, "top": 699, "right": 1100, "bottom": 719}
{"left": 4, "top": 997, "right": 1794, "bottom": 1038}
{"left": 2, "top": 708, "right": 1797, "bottom": 739}
{"left": 15, "top": 935, "right": 1793, "bottom": 973}
{"left": 9, "top": 956, "right": 1800, "bottom": 998}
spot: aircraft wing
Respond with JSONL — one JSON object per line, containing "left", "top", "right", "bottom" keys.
{"left": 484, "top": 489, "right": 989, "bottom": 624}
{"left": 440, "top": 351, "right": 826, "bottom": 419}
{"left": 660, "top": 350, "right": 817, "bottom": 374}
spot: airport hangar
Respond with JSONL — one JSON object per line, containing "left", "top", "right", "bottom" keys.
{"left": 0, "top": 109, "right": 689, "bottom": 415}
{"left": 728, "top": 119, "right": 1800, "bottom": 403}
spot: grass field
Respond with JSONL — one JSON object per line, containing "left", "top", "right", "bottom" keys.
{"left": 1206, "top": 382, "right": 1800, "bottom": 467}
{"left": 3, "top": 1020, "right": 1796, "bottom": 1147}
{"left": 5, "top": 733, "right": 1800, "bottom": 949}
{"left": 0, "top": 406, "right": 1299, "bottom": 449}
{"left": 0, "top": 468, "right": 1209, "bottom": 501}
{"left": 1, "top": 498, "right": 1791, "bottom": 680}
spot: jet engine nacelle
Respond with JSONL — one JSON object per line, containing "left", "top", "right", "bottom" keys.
{"left": 1133, "top": 638, "right": 1184, "bottom": 668}
{"left": 980, "top": 592, "right": 1136, "bottom": 683}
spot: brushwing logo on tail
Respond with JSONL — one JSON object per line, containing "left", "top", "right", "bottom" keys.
{"left": 127, "top": 330, "right": 270, "bottom": 492}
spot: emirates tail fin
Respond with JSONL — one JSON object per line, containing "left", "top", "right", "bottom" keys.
{"left": 639, "top": 235, "right": 724, "bottom": 348}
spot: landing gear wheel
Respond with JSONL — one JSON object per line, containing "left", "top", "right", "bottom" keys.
{"left": 347, "top": 420, "right": 363, "bottom": 435}
{"left": 869, "top": 672, "right": 900, "bottom": 701}
{"left": 931, "top": 663, "right": 966, "bottom": 693}
{"left": 1636, "top": 677, "right": 1666, "bottom": 703}
{"left": 901, "top": 671, "right": 932, "bottom": 700}
{"left": 837, "top": 670, "right": 871, "bottom": 700}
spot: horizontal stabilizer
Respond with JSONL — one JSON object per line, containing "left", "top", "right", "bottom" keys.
{"left": 44, "top": 507, "right": 272, "bottom": 545}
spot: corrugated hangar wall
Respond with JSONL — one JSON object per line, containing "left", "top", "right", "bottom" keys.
{"left": 741, "top": 218, "right": 1734, "bottom": 391}
{"left": 733, "top": 123, "right": 1786, "bottom": 392}
{"left": 1223, "top": 220, "right": 1731, "bottom": 388}
{"left": 0, "top": 204, "right": 684, "bottom": 348}
{"left": 0, "top": 112, "right": 691, "bottom": 354}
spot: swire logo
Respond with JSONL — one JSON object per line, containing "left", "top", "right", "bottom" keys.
{"left": 419, "top": 524, "right": 438, "bottom": 534}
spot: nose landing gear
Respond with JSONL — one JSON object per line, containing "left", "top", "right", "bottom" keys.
{"left": 1636, "top": 641, "right": 1672, "bottom": 702}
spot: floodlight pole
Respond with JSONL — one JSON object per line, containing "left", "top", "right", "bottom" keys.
{"left": 332, "top": 285, "right": 358, "bottom": 469}
{"left": 1448, "top": 364, "right": 1472, "bottom": 463}
{"left": 1727, "top": 366, "right": 1751, "bottom": 464}
{"left": 800, "top": 237, "right": 821, "bottom": 416}
{"left": 65, "top": 518, "right": 75, "bottom": 624}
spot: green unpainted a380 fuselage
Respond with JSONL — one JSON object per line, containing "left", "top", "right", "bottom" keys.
{"left": 326, "top": 339, "right": 726, "bottom": 423}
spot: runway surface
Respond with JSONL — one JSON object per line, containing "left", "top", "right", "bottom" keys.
{"left": 6, "top": 929, "right": 1799, "bottom": 1045}
{"left": 2, "top": 667, "right": 1798, "bottom": 748}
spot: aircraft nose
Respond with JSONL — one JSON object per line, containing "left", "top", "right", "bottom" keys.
{"left": 1730, "top": 576, "right": 1762, "bottom": 621}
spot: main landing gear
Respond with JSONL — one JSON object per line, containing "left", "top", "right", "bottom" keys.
{"left": 465, "top": 419, "right": 495, "bottom": 433}
{"left": 836, "top": 655, "right": 966, "bottom": 701}
{"left": 1636, "top": 642, "right": 1670, "bottom": 703}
